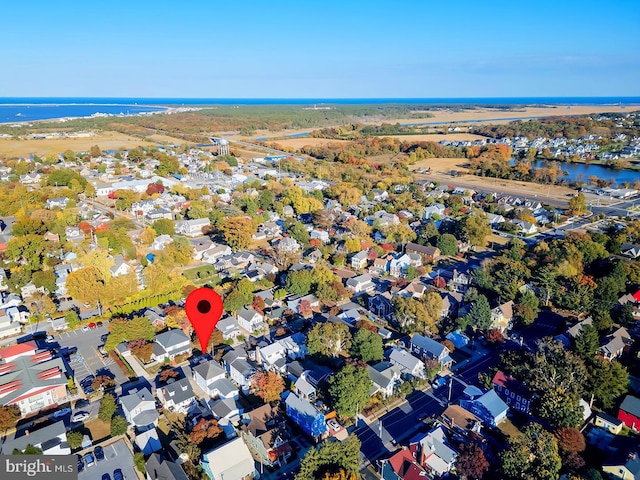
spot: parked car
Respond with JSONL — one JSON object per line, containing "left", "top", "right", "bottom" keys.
{"left": 88, "top": 323, "right": 97, "bottom": 329}
{"left": 113, "top": 468, "right": 124, "bottom": 480}
{"left": 45, "top": 335, "right": 55, "bottom": 343}
{"left": 102, "top": 475, "right": 111, "bottom": 480}
{"left": 53, "top": 407, "right": 71, "bottom": 418}
{"left": 84, "top": 453, "right": 95, "bottom": 468}
{"left": 77, "top": 455, "right": 84, "bottom": 473}
{"left": 327, "top": 419, "right": 340, "bottom": 432}
{"left": 80, "top": 375, "right": 95, "bottom": 386}
{"left": 71, "top": 411, "right": 90, "bottom": 422}
{"left": 94, "top": 446, "right": 105, "bottom": 461}
{"left": 97, "top": 321, "right": 104, "bottom": 328}
{"left": 82, "top": 325, "right": 90, "bottom": 332}
{"left": 84, "top": 386, "right": 95, "bottom": 394}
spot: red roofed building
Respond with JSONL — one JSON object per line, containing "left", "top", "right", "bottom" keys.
{"left": 380, "top": 447, "right": 427, "bottom": 480}
{"left": 492, "top": 370, "right": 533, "bottom": 415}
{"left": 0, "top": 341, "right": 38, "bottom": 362}
{"left": 0, "top": 348, "right": 69, "bottom": 416}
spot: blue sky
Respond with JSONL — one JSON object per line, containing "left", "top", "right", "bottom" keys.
{"left": 2, "top": 0, "right": 639, "bottom": 98}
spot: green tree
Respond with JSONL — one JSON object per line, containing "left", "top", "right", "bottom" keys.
{"left": 420, "top": 222, "right": 440, "bottom": 245}
{"left": 586, "top": 358, "right": 628, "bottom": 409}
{"left": 133, "top": 452, "right": 146, "bottom": 474}
{"left": 500, "top": 423, "right": 561, "bottom": 480}
{"left": 111, "top": 415, "right": 128, "bottom": 436}
{"left": 306, "top": 322, "right": 352, "bottom": 358}
{"left": 328, "top": 365, "right": 372, "bottom": 418}
{"left": 99, "top": 393, "right": 117, "bottom": 422}
{"left": 13, "top": 445, "right": 43, "bottom": 455}
{"left": 66, "top": 431, "right": 83, "bottom": 450}
{"left": 462, "top": 210, "right": 491, "bottom": 247}
{"left": 152, "top": 218, "right": 175, "bottom": 235}
{"left": 285, "top": 269, "right": 314, "bottom": 295}
{"left": 32, "top": 270, "right": 57, "bottom": 294}
{"left": 286, "top": 219, "right": 310, "bottom": 245}
{"left": 574, "top": 324, "right": 600, "bottom": 359}
{"left": 468, "top": 295, "right": 492, "bottom": 330}
{"left": 296, "top": 435, "right": 361, "bottom": 480}
{"left": 568, "top": 193, "right": 587, "bottom": 215}
{"left": 220, "top": 216, "right": 256, "bottom": 251}
{"left": 513, "top": 289, "right": 540, "bottom": 326}
{"left": 350, "top": 328, "right": 383, "bottom": 363}
{"left": 64, "top": 310, "right": 80, "bottom": 329}
{"left": 437, "top": 233, "right": 459, "bottom": 256}
{"left": 537, "top": 387, "right": 584, "bottom": 429}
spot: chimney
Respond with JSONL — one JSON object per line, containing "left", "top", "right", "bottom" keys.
{"left": 25, "top": 430, "right": 29, "bottom": 436}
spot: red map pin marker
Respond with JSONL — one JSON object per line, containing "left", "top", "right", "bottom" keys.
{"left": 185, "top": 287, "right": 224, "bottom": 353}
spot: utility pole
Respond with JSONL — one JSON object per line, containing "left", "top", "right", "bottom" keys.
{"left": 448, "top": 376, "right": 453, "bottom": 404}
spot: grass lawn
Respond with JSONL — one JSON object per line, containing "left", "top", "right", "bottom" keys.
{"left": 498, "top": 418, "right": 522, "bottom": 439}
{"left": 85, "top": 419, "right": 111, "bottom": 443}
{"left": 182, "top": 265, "right": 219, "bottom": 285}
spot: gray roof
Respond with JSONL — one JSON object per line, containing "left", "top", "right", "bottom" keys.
{"left": 120, "top": 387, "right": 154, "bottom": 413}
{"left": 0, "top": 421, "right": 66, "bottom": 454}
{"left": 209, "top": 378, "right": 237, "bottom": 397}
{"left": 0, "top": 355, "right": 68, "bottom": 405}
{"left": 389, "top": 348, "right": 421, "bottom": 371}
{"left": 367, "top": 366, "right": 393, "bottom": 390}
{"left": 161, "top": 378, "right": 195, "bottom": 405}
{"left": 209, "top": 397, "right": 241, "bottom": 419}
{"left": 193, "top": 360, "right": 225, "bottom": 381}
{"left": 146, "top": 453, "right": 189, "bottom": 480}
{"left": 411, "top": 334, "right": 447, "bottom": 357}
{"left": 620, "top": 395, "right": 640, "bottom": 418}
{"left": 294, "top": 373, "right": 315, "bottom": 396}
{"left": 155, "top": 329, "right": 190, "bottom": 350}
{"left": 285, "top": 392, "right": 320, "bottom": 419}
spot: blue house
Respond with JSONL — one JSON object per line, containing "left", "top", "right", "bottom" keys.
{"left": 459, "top": 389, "right": 509, "bottom": 427}
{"left": 410, "top": 334, "right": 453, "bottom": 369}
{"left": 284, "top": 392, "right": 327, "bottom": 439}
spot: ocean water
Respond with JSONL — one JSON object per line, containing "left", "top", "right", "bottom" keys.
{"left": 1, "top": 97, "right": 639, "bottom": 124}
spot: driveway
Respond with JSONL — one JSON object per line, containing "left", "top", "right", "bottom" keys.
{"left": 55, "top": 325, "right": 128, "bottom": 387}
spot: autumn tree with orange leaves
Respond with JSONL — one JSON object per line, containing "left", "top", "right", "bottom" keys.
{"left": 252, "top": 371, "right": 285, "bottom": 403}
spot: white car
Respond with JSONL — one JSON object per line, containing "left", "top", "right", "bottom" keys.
{"left": 327, "top": 419, "right": 341, "bottom": 432}
{"left": 71, "top": 411, "right": 90, "bottom": 422}
{"left": 82, "top": 325, "right": 89, "bottom": 332}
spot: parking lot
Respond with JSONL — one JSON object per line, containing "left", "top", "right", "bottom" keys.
{"left": 79, "top": 439, "right": 137, "bottom": 480}
{"left": 54, "top": 324, "right": 128, "bottom": 387}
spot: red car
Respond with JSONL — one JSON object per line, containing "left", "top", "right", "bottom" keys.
{"left": 88, "top": 322, "right": 97, "bottom": 329}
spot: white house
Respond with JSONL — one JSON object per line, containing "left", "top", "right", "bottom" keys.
{"left": 201, "top": 437, "right": 256, "bottom": 480}
{"left": 237, "top": 308, "right": 265, "bottom": 334}
{"left": 193, "top": 360, "right": 239, "bottom": 399}
{"left": 174, "top": 218, "right": 211, "bottom": 237}
{"left": 152, "top": 329, "right": 192, "bottom": 362}
{"left": 120, "top": 387, "right": 159, "bottom": 428}
{"left": 345, "top": 273, "right": 375, "bottom": 294}
{"left": 157, "top": 378, "right": 195, "bottom": 414}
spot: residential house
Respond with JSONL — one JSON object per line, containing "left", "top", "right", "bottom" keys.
{"left": 193, "top": 360, "right": 238, "bottom": 399}
{"left": 174, "top": 218, "right": 211, "bottom": 237}
{"left": 422, "top": 203, "right": 446, "bottom": 220}
{"left": 240, "top": 404, "right": 292, "bottom": 468}
{"left": 594, "top": 412, "right": 624, "bottom": 435}
{"left": 201, "top": 437, "right": 256, "bottom": 480}
{"left": 0, "top": 346, "right": 69, "bottom": 416}
{"left": 600, "top": 326, "right": 633, "bottom": 360}
{"left": 145, "top": 453, "right": 189, "bottom": 480}
{"left": 256, "top": 341, "right": 287, "bottom": 373}
{"left": 110, "top": 255, "right": 133, "bottom": 278}
{"left": 222, "top": 348, "right": 257, "bottom": 392}
{"left": 351, "top": 250, "right": 369, "bottom": 270}
{"left": 157, "top": 378, "right": 195, "bottom": 414}
{"left": 150, "top": 234, "right": 173, "bottom": 251}
{"left": 459, "top": 388, "right": 509, "bottom": 427}
{"left": 273, "top": 236, "right": 300, "bottom": 253}
{"left": 152, "top": 329, "right": 192, "bottom": 362}
{"left": 304, "top": 248, "right": 322, "bottom": 264}
{"left": 202, "top": 244, "right": 232, "bottom": 264}
{"left": 216, "top": 317, "right": 241, "bottom": 341}
{"left": 490, "top": 300, "right": 514, "bottom": 333}
{"left": 45, "top": 197, "right": 69, "bottom": 210}
{"left": 371, "top": 189, "right": 389, "bottom": 202}
{"left": 388, "top": 348, "right": 426, "bottom": 379}
{"left": 136, "top": 427, "right": 162, "bottom": 455}
{"left": 0, "top": 309, "right": 22, "bottom": 339}
{"left": 369, "top": 257, "right": 389, "bottom": 275}
{"left": 120, "top": 387, "right": 159, "bottom": 429}
{"left": 492, "top": 371, "right": 533, "bottom": 415}
{"left": 618, "top": 395, "right": 640, "bottom": 430}
{"left": 602, "top": 449, "right": 640, "bottom": 480}
{"left": 487, "top": 213, "right": 506, "bottom": 226}
{"left": 277, "top": 333, "right": 307, "bottom": 360}
{"left": 284, "top": 392, "right": 327, "bottom": 439}
{"left": 448, "top": 269, "right": 470, "bottom": 293}
{"left": 0, "top": 420, "right": 69, "bottom": 455}
{"left": 287, "top": 294, "right": 320, "bottom": 314}
{"left": 511, "top": 219, "right": 538, "bottom": 235}
{"left": 410, "top": 334, "right": 453, "bottom": 370}
{"left": 396, "top": 280, "right": 428, "bottom": 299}
{"left": 621, "top": 243, "right": 640, "bottom": 259}
{"left": 310, "top": 228, "right": 330, "bottom": 244}
{"left": 380, "top": 448, "right": 428, "bottom": 480}
{"left": 408, "top": 426, "right": 457, "bottom": 478}
{"left": 405, "top": 243, "right": 441, "bottom": 263}
{"left": 294, "top": 372, "right": 316, "bottom": 402}
{"left": 346, "top": 273, "right": 376, "bottom": 294}
{"left": 367, "top": 362, "right": 400, "bottom": 398}
{"left": 237, "top": 308, "right": 265, "bottom": 335}
{"left": 369, "top": 294, "right": 393, "bottom": 319}
{"left": 65, "top": 226, "right": 85, "bottom": 242}
{"left": 437, "top": 405, "right": 483, "bottom": 442}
